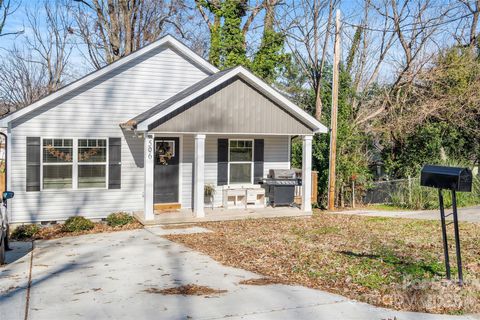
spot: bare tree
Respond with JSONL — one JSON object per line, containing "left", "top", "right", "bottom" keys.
{"left": 457, "top": 0, "right": 480, "bottom": 48}
{"left": 73, "top": 0, "right": 186, "bottom": 69}
{"left": 355, "top": 0, "right": 451, "bottom": 126}
{"left": 24, "top": 0, "right": 75, "bottom": 94}
{"left": 0, "top": 0, "right": 75, "bottom": 113}
{"left": 280, "top": 0, "right": 338, "bottom": 121}
{"left": 0, "top": 0, "right": 22, "bottom": 37}
{"left": 0, "top": 48, "right": 49, "bottom": 113}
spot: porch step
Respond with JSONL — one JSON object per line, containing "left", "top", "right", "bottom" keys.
{"left": 154, "top": 203, "right": 181, "bottom": 212}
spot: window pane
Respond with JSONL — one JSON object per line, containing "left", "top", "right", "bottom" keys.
{"left": 78, "top": 139, "right": 107, "bottom": 162}
{"left": 43, "top": 139, "right": 73, "bottom": 163}
{"left": 230, "top": 163, "right": 251, "bottom": 184}
{"left": 78, "top": 165, "right": 106, "bottom": 188}
{"left": 229, "top": 140, "right": 253, "bottom": 162}
{"left": 43, "top": 165, "right": 72, "bottom": 189}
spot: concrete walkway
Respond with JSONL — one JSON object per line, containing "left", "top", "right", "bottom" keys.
{"left": 334, "top": 206, "right": 480, "bottom": 223}
{"left": 1, "top": 228, "right": 478, "bottom": 320}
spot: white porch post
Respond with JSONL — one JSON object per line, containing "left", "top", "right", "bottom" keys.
{"left": 194, "top": 134, "right": 206, "bottom": 217}
{"left": 144, "top": 134, "right": 154, "bottom": 220}
{"left": 301, "top": 135, "right": 313, "bottom": 212}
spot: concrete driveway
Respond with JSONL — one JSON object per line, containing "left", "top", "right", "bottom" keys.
{"left": 334, "top": 206, "right": 480, "bottom": 222}
{"left": 0, "top": 227, "right": 477, "bottom": 320}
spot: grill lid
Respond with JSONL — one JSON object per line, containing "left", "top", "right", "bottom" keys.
{"left": 268, "top": 169, "right": 296, "bottom": 180}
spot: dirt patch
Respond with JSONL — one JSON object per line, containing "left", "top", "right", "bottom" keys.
{"left": 166, "top": 212, "right": 480, "bottom": 314}
{"left": 239, "top": 277, "right": 286, "bottom": 286}
{"left": 144, "top": 284, "right": 227, "bottom": 296}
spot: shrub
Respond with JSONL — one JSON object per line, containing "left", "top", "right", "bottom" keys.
{"left": 62, "top": 216, "right": 94, "bottom": 232}
{"left": 106, "top": 212, "right": 134, "bottom": 227}
{"left": 10, "top": 224, "right": 40, "bottom": 240}
{"left": 389, "top": 176, "right": 480, "bottom": 210}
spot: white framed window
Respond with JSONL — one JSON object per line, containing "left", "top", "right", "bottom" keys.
{"left": 228, "top": 139, "right": 253, "bottom": 184}
{"left": 78, "top": 139, "right": 107, "bottom": 189}
{"left": 42, "top": 139, "right": 73, "bottom": 190}
{"left": 41, "top": 138, "right": 108, "bottom": 190}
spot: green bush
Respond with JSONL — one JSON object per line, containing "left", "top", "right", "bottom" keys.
{"left": 106, "top": 212, "right": 134, "bottom": 227}
{"left": 62, "top": 216, "right": 94, "bottom": 232}
{"left": 10, "top": 224, "right": 40, "bottom": 240}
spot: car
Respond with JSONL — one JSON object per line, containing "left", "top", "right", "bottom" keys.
{"left": 0, "top": 191, "right": 14, "bottom": 265}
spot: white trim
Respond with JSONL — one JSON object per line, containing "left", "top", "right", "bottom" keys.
{"left": 287, "top": 135, "right": 291, "bottom": 169}
{"left": 0, "top": 35, "right": 218, "bottom": 127}
{"left": 149, "top": 131, "right": 315, "bottom": 136}
{"left": 227, "top": 139, "right": 254, "bottom": 185}
{"left": 193, "top": 134, "right": 205, "bottom": 217}
{"left": 152, "top": 134, "right": 182, "bottom": 206}
{"left": 144, "top": 134, "right": 155, "bottom": 220}
{"left": 137, "top": 66, "right": 328, "bottom": 133}
{"left": 301, "top": 135, "right": 313, "bottom": 212}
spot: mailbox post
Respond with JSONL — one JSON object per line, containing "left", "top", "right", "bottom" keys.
{"left": 420, "top": 165, "right": 472, "bottom": 286}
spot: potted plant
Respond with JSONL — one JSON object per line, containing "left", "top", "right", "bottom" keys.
{"left": 204, "top": 184, "right": 216, "bottom": 209}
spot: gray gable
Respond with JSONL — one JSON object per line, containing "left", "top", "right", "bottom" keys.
{"left": 149, "top": 77, "right": 314, "bottom": 135}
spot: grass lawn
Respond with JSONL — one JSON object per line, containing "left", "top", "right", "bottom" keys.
{"left": 367, "top": 203, "right": 416, "bottom": 211}
{"left": 166, "top": 211, "right": 480, "bottom": 314}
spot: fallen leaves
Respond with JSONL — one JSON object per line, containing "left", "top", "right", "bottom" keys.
{"left": 166, "top": 211, "right": 480, "bottom": 314}
{"left": 144, "top": 284, "right": 227, "bottom": 296}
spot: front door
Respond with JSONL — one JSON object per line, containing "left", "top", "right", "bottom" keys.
{"left": 154, "top": 137, "right": 180, "bottom": 204}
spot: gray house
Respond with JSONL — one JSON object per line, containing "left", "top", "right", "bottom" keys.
{"left": 0, "top": 35, "right": 327, "bottom": 224}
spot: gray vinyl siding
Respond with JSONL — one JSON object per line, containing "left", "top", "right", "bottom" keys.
{"left": 150, "top": 78, "right": 313, "bottom": 135}
{"left": 179, "top": 135, "right": 290, "bottom": 208}
{"left": 8, "top": 46, "right": 208, "bottom": 223}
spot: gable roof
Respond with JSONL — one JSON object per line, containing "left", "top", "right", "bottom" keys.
{"left": 123, "top": 66, "right": 328, "bottom": 134}
{"left": 0, "top": 34, "right": 219, "bottom": 127}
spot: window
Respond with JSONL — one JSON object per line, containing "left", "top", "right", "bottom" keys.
{"left": 229, "top": 140, "right": 253, "bottom": 184}
{"left": 78, "top": 139, "right": 107, "bottom": 188}
{"left": 42, "top": 139, "right": 73, "bottom": 189}
{"left": 41, "top": 138, "right": 108, "bottom": 190}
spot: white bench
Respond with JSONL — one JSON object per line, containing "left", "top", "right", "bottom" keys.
{"left": 222, "top": 186, "right": 265, "bottom": 209}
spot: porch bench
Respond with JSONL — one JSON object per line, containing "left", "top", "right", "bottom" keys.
{"left": 222, "top": 186, "right": 265, "bottom": 209}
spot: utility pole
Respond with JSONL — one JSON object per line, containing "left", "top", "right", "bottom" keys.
{"left": 327, "top": 9, "right": 341, "bottom": 211}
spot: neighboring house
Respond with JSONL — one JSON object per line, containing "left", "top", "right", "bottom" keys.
{"left": 0, "top": 35, "right": 327, "bottom": 224}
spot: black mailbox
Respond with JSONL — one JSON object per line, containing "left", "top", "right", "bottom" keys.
{"left": 420, "top": 165, "right": 472, "bottom": 192}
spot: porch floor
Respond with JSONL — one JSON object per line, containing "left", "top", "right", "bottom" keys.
{"left": 134, "top": 206, "right": 311, "bottom": 226}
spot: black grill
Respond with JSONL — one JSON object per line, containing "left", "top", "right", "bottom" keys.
{"left": 261, "top": 169, "right": 299, "bottom": 207}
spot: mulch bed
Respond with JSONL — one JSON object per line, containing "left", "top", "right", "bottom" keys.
{"left": 13, "top": 221, "right": 143, "bottom": 241}
{"left": 165, "top": 212, "right": 480, "bottom": 314}
{"left": 144, "top": 284, "right": 227, "bottom": 296}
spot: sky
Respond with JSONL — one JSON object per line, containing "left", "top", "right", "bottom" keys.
{"left": 0, "top": 0, "right": 477, "bottom": 85}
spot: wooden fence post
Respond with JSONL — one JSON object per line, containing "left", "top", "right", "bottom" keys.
{"left": 311, "top": 171, "right": 318, "bottom": 204}
{"left": 352, "top": 180, "right": 355, "bottom": 208}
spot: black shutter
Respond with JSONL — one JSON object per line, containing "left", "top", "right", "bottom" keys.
{"left": 254, "top": 139, "right": 264, "bottom": 184}
{"left": 26, "top": 137, "right": 41, "bottom": 192}
{"left": 217, "top": 139, "right": 228, "bottom": 186}
{"left": 108, "top": 138, "right": 121, "bottom": 189}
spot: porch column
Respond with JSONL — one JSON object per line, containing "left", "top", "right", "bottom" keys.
{"left": 194, "top": 134, "right": 206, "bottom": 217}
{"left": 144, "top": 134, "right": 154, "bottom": 220}
{"left": 301, "top": 135, "right": 313, "bottom": 212}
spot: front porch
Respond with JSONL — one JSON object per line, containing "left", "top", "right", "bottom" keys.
{"left": 134, "top": 206, "right": 311, "bottom": 225}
